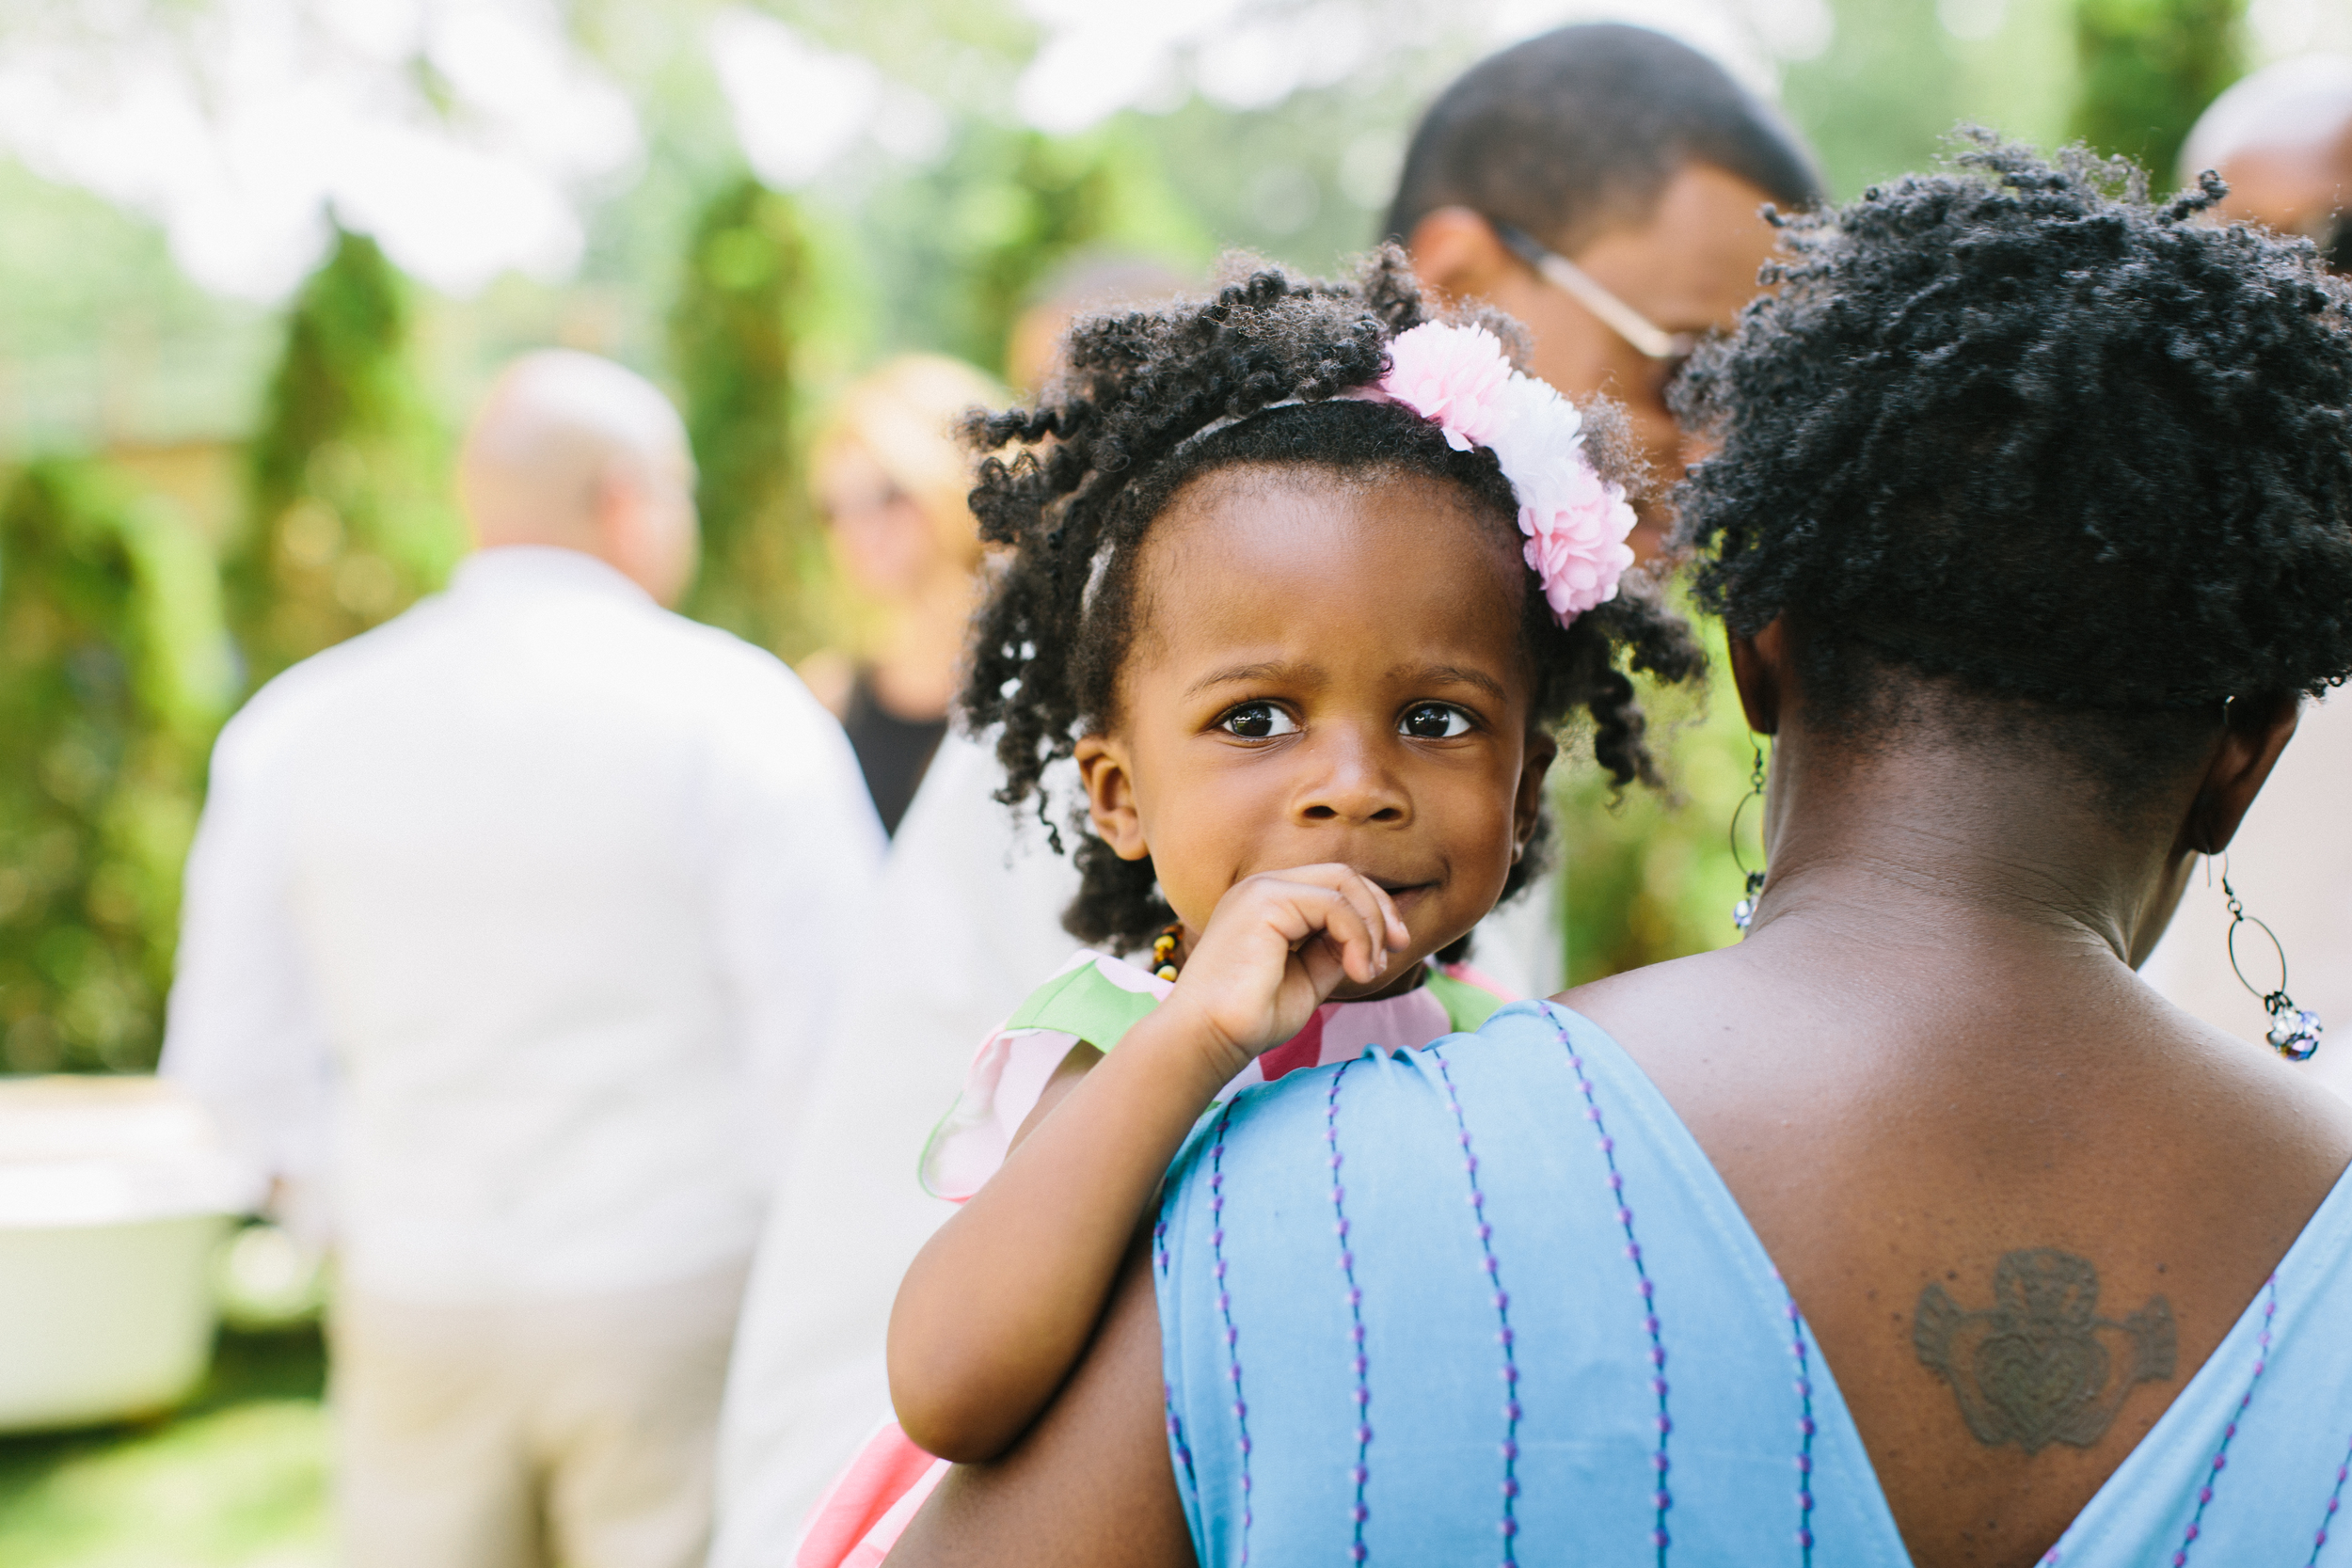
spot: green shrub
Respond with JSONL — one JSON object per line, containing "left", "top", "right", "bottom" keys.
{"left": 2071, "top": 0, "right": 2243, "bottom": 182}
{"left": 229, "top": 228, "right": 462, "bottom": 685}
{"left": 0, "top": 460, "right": 231, "bottom": 1071}
{"left": 671, "top": 174, "right": 827, "bottom": 657}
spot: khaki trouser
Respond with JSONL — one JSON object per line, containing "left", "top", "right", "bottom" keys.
{"left": 331, "top": 1259, "right": 750, "bottom": 1568}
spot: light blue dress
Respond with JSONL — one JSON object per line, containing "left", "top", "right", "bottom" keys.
{"left": 1153, "top": 1001, "right": 2352, "bottom": 1567}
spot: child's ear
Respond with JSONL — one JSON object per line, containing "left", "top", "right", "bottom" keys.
{"left": 1513, "top": 731, "right": 1558, "bottom": 862}
{"left": 1073, "top": 734, "right": 1151, "bottom": 862}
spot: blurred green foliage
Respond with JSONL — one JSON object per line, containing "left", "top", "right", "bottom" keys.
{"left": 2070, "top": 0, "right": 2243, "bottom": 181}
{"left": 0, "top": 460, "right": 231, "bottom": 1072}
{"left": 230, "top": 228, "right": 464, "bottom": 686}
{"left": 0, "top": 1324, "right": 328, "bottom": 1566}
{"left": 673, "top": 175, "right": 823, "bottom": 657}
{"left": 1558, "top": 627, "right": 1754, "bottom": 986}
{"left": 859, "top": 124, "right": 1207, "bottom": 373}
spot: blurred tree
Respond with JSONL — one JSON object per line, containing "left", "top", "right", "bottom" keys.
{"left": 1781, "top": 0, "right": 1966, "bottom": 198}
{"left": 0, "top": 460, "right": 233, "bottom": 1072}
{"left": 861, "top": 122, "right": 1205, "bottom": 374}
{"left": 229, "top": 227, "right": 463, "bottom": 686}
{"left": 2071, "top": 0, "right": 2243, "bottom": 181}
{"left": 670, "top": 173, "right": 828, "bottom": 657}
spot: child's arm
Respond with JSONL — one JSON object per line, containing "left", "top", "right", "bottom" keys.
{"left": 887, "top": 863, "right": 1407, "bottom": 1463}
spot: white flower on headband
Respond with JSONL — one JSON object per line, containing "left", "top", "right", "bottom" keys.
{"left": 1379, "top": 322, "right": 1639, "bottom": 625}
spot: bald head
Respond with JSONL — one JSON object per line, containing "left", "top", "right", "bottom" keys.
{"left": 2182, "top": 56, "right": 2352, "bottom": 264}
{"left": 461, "top": 350, "right": 700, "bottom": 604}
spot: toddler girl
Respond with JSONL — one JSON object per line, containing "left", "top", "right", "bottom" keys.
{"left": 798, "top": 252, "right": 1702, "bottom": 1565}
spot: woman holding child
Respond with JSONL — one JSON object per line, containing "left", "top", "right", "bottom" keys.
{"left": 861, "top": 141, "right": 2352, "bottom": 1567}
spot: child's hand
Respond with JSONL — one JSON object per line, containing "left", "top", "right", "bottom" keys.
{"left": 1159, "top": 864, "right": 1410, "bottom": 1078}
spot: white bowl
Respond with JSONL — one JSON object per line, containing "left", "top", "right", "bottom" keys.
{"left": 0, "top": 1075, "right": 263, "bottom": 1432}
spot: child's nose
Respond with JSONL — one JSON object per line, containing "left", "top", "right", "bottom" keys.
{"left": 1295, "top": 734, "right": 1410, "bottom": 826}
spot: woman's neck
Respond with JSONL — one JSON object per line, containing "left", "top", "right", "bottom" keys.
{"left": 1743, "top": 722, "right": 2196, "bottom": 974}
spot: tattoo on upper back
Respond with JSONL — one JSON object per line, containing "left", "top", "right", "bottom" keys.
{"left": 1913, "top": 1249, "right": 2177, "bottom": 1454}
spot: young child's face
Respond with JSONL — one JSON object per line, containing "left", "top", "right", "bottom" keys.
{"left": 1075, "top": 464, "right": 1552, "bottom": 996}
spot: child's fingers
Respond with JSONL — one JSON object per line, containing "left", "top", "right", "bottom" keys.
{"left": 1357, "top": 877, "right": 1408, "bottom": 952}
{"left": 1267, "top": 867, "right": 1392, "bottom": 984}
{"left": 1288, "top": 882, "right": 1388, "bottom": 987}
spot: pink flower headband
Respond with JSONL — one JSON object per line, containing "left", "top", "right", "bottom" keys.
{"left": 1375, "top": 321, "right": 1639, "bottom": 626}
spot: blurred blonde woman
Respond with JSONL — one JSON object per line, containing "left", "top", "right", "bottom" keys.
{"left": 804, "top": 355, "right": 1005, "bottom": 834}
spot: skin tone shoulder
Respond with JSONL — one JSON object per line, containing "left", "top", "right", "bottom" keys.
{"left": 882, "top": 622, "right": 2352, "bottom": 1568}
{"left": 884, "top": 463, "right": 1551, "bottom": 1464}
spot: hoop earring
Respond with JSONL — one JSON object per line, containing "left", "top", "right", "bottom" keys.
{"left": 1730, "top": 738, "right": 1768, "bottom": 931}
{"left": 2221, "top": 862, "right": 2323, "bottom": 1061}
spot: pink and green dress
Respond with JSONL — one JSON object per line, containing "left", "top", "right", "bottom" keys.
{"left": 794, "top": 948, "right": 1509, "bottom": 1568}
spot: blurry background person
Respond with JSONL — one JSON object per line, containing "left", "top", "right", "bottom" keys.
{"left": 2139, "top": 57, "right": 2352, "bottom": 1101}
{"left": 1392, "top": 23, "right": 1821, "bottom": 560}
{"left": 803, "top": 356, "right": 1006, "bottom": 835}
{"left": 161, "top": 349, "right": 883, "bottom": 1568}
{"left": 1392, "top": 23, "right": 1825, "bottom": 990}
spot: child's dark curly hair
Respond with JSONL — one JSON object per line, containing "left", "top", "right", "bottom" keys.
{"left": 1671, "top": 133, "right": 2352, "bottom": 805}
{"left": 957, "top": 247, "right": 1706, "bottom": 956}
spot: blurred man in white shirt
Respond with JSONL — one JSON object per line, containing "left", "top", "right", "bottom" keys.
{"left": 163, "top": 350, "right": 884, "bottom": 1568}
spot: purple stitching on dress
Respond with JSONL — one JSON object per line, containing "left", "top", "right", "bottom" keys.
{"left": 2172, "top": 1275, "right": 2279, "bottom": 1568}
{"left": 1165, "top": 1380, "right": 1199, "bottom": 1497}
{"left": 1207, "top": 1101, "right": 1253, "bottom": 1563}
{"left": 1326, "top": 1061, "right": 1373, "bottom": 1564}
{"left": 1430, "top": 1044, "right": 1522, "bottom": 1567}
{"left": 2305, "top": 1430, "right": 2352, "bottom": 1565}
{"left": 1776, "top": 1276, "right": 1818, "bottom": 1566}
{"left": 1546, "top": 1005, "right": 1673, "bottom": 1566}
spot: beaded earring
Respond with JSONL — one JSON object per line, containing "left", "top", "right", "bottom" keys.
{"left": 1730, "top": 738, "right": 1768, "bottom": 931}
{"left": 1151, "top": 924, "right": 1182, "bottom": 982}
{"left": 2221, "top": 863, "right": 2323, "bottom": 1061}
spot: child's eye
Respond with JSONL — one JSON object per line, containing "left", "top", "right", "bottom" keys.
{"left": 1399, "top": 703, "right": 1473, "bottom": 739}
{"left": 1218, "top": 702, "right": 1299, "bottom": 739}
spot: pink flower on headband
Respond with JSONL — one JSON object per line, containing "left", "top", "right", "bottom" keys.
{"left": 1381, "top": 322, "right": 1511, "bottom": 450}
{"left": 1377, "top": 322, "right": 1638, "bottom": 625}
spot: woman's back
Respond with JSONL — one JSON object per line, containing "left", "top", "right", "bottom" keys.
{"left": 1574, "top": 872, "right": 2352, "bottom": 1564}
{"left": 1156, "top": 999, "right": 2352, "bottom": 1567}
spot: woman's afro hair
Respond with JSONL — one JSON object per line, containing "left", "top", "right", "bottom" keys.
{"left": 958, "top": 247, "right": 1705, "bottom": 954}
{"left": 1671, "top": 133, "right": 2352, "bottom": 793}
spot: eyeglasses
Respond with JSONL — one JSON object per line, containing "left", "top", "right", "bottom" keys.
{"left": 1490, "top": 220, "right": 1698, "bottom": 368}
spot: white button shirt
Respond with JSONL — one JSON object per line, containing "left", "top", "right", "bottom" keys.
{"left": 163, "top": 547, "right": 885, "bottom": 1304}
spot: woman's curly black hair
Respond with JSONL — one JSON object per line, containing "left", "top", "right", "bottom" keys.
{"left": 1671, "top": 133, "right": 2352, "bottom": 803}
{"left": 959, "top": 247, "right": 1705, "bottom": 954}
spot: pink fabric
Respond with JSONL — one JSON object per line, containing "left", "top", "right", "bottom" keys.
{"left": 1254, "top": 1008, "right": 1327, "bottom": 1084}
{"left": 794, "top": 1421, "right": 947, "bottom": 1568}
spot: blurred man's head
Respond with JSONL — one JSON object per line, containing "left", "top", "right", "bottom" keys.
{"left": 2181, "top": 55, "right": 2352, "bottom": 271}
{"left": 1389, "top": 24, "right": 1820, "bottom": 549}
{"left": 459, "top": 350, "right": 699, "bottom": 606}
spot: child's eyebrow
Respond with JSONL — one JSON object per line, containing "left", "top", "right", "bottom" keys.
{"left": 1182, "top": 661, "right": 1509, "bottom": 703}
{"left": 1185, "top": 660, "right": 1313, "bottom": 696}
{"left": 1408, "top": 664, "right": 1510, "bottom": 702}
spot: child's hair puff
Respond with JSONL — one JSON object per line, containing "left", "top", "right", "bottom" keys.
{"left": 958, "top": 247, "right": 1705, "bottom": 954}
